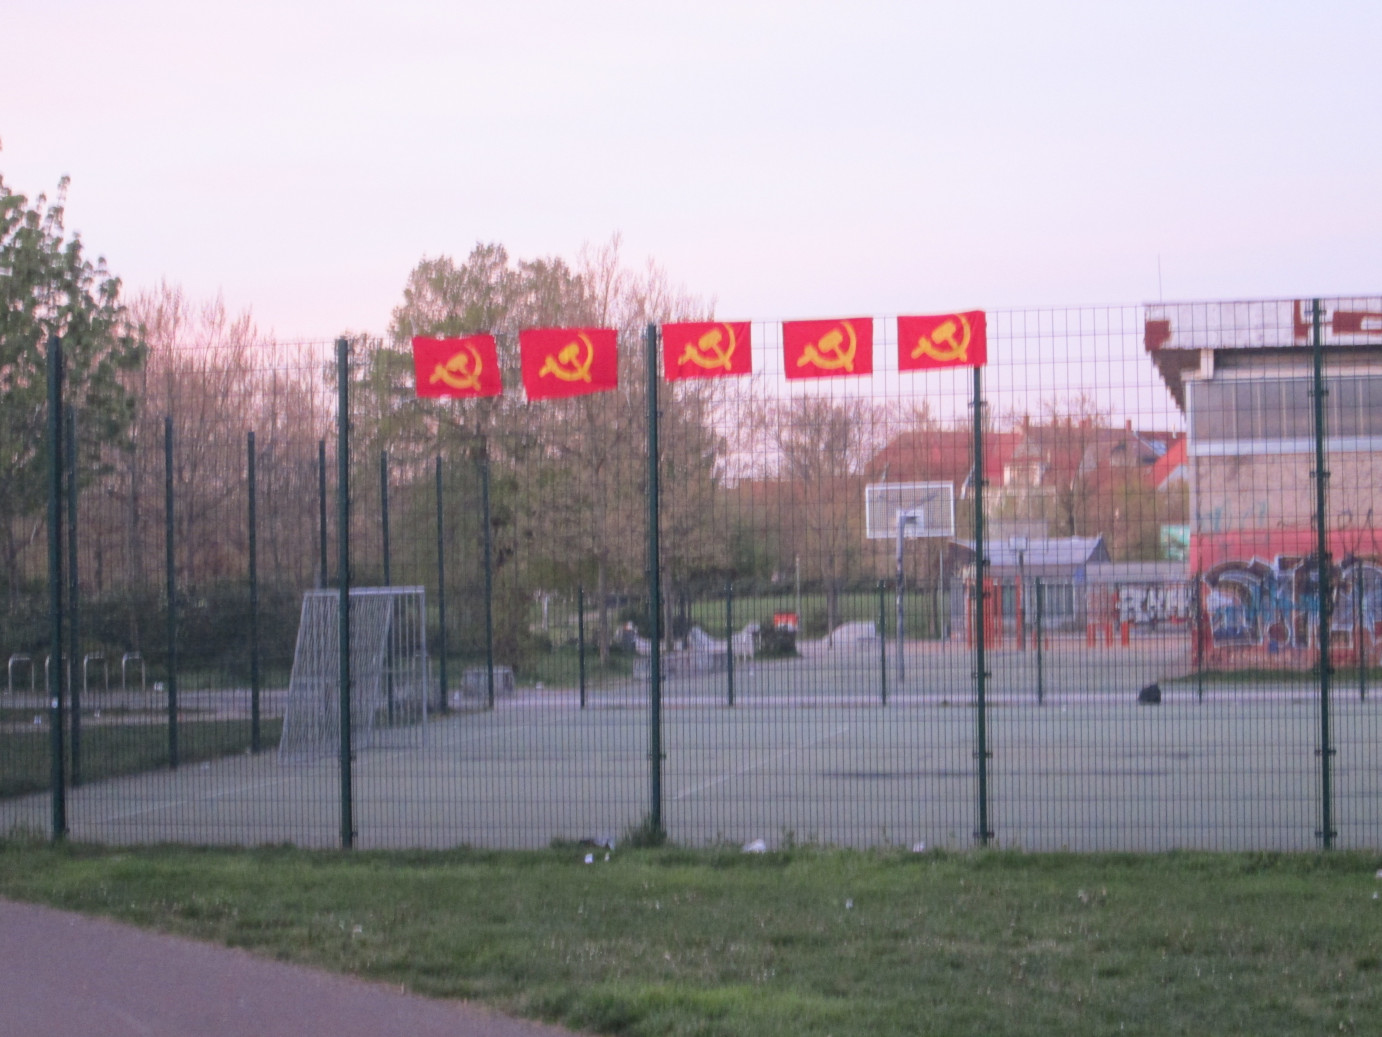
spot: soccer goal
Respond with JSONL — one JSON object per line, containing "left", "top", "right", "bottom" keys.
{"left": 279, "top": 587, "right": 430, "bottom": 758}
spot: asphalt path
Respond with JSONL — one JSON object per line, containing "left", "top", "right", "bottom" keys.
{"left": 0, "top": 898, "right": 584, "bottom": 1037}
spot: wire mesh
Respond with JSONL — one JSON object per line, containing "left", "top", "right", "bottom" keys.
{"left": 3, "top": 297, "right": 1380, "bottom": 850}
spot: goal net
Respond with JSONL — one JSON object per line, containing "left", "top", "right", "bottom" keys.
{"left": 279, "top": 586, "right": 429, "bottom": 758}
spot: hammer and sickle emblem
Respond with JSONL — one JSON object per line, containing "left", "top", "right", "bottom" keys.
{"left": 798, "top": 322, "right": 858, "bottom": 372}
{"left": 678, "top": 325, "right": 737, "bottom": 371}
{"left": 429, "top": 342, "right": 484, "bottom": 392}
{"left": 539, "top": 334, "right": 595, "bottom": 382}
{"left": 910, "top": 315, "right": 971, "bottom": 364}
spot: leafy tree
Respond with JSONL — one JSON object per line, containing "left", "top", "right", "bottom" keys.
{"left": 765, "top": 397, "right": 891, "bottom": 636}
{"left": 0, "top": 167, "right": 145, "bottom": 610}
{"left": 370, "top": 237, "right": 718, "bottom": 663}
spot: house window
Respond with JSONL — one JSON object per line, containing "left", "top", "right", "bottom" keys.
{"left": 1189, "top": 375, "right": 1382, "bottom": 445}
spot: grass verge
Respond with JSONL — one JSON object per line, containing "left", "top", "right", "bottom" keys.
{"left": 1, "top": 841, "right": 1380, "bottom": 1036}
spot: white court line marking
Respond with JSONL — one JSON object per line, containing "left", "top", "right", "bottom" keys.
{"left": 105, "top": 777, "right": 298, "bottom": 822}
{"left": 672, "top": 723, "right": 853, "bottom": 801}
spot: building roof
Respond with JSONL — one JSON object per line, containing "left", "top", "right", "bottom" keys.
{"left": 952, "top": 535, "right": 1109, "bottom": 573}
{"left": 1144, "top": 296, "right": 1382, "bottom": 409}
{"left": 867, "top": 429, "right": 1019, "bottom": 492}
{"left": 1148, "top": 435, "right": 1186, "bottom": 490}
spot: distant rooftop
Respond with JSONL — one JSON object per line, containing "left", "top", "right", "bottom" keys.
{"left": 1144, "top": 296, "right": 1382, "bottom": 409}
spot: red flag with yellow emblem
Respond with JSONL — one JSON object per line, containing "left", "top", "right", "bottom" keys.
{"left": 897, "top": 311, "right": 987, "bottom": 371}
{"left": 412, "top": 335, "right": 503, "bottom": 398}
{"left": 520, "top": 327, "right": 618, "bottom": 400}
{"left": 782, "top": 318, "right": 873, "bottom": 379}
{"left": 662, "top": 321, "right": 752, "bottom": 381}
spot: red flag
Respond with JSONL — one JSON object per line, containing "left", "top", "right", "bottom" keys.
{"left": 897, "top": 311, "right": 987, "bottom": 370}
{"left": 520, "top": 327, "right": 618, "bottom": 400}
{"left": 782, "top": 318, "right": 872, "bottom": 379}
{"left": 412, "top": 335, "right": 502, "bottom": 398}
{"left": 662, "top": 321, "right": 752, "bottom": 380}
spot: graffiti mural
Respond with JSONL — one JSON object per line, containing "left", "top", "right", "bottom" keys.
{"left": 1115, "top": 583, "right": 1190, "bottom": 625}
{"left": 1201, "top": 554, "right": 1382, "bottom": 660}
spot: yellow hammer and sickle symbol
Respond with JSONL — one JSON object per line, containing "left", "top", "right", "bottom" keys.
{"left": 539, "top": 334, "right": 595, "bottom": 382}
{"left": 798, "top": 322, "right": 858, "bottom": 372}
{"left": 678, "top": 325, "right": 736, "bottom": 371}
{"left": 430, "top": 343, "right": 483, "bottom": 392}
{"left": 911, "top": 315, "right": 971, "bottom": 364}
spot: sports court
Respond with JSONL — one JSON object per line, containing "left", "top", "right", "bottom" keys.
{"left": 6, "top": 637, "right": 1378, "bottom": 852}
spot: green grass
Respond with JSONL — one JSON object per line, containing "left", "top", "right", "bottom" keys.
{"left": 1, "top": 841, "right": 1380, "bottom": 1036}
{"left": 0, "top": 717, "right": 283, "bottom": 799}
{"left": 523, "top": 645, "right": 636, "bottom": 688}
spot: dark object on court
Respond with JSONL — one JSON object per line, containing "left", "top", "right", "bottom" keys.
{"left": 1137, "top": 683, "right": 1162, "bottom": 705}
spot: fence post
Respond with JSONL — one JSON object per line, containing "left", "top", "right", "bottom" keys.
{"left": 317, "top": 439, "right": 328, "bottom": 588}
{"left": 46, "top": 336, "right": 67, "bottom": 839}
{"left": 1358, "top": 569, "right": 1367, "bottom": 702}
{"left": 972, "top": 365, "right": 991, "bottom": 847}
{"left": 336, "top": 337, "right": 354, "bottom": 850}
{"left": 435, "top": 455, "right": 449, "bottom": 714}
{"left": 878, "top": 580, "right": 887, "bottom": 706}
{"left": 1310, "top": 299, "right": 1335, "bottom": 849}
{"left": 726, "top": 582, "right": 734, "bottom": 708}
{"left": 1035, "top": 577, "right": 1045, "bottom": 705}
{"left": 1193, "top": 573, "right": 1205, "bottom": 702}
{"left": 896, "top": 519, "right": 906, "bottom": 688}
{"left": 66, "top": 406, "right": 82, "bottom": 787}
{"left": 480, "top": 453, "right": 495, "bottom": 710}
{"left": 577, "top": 585, "right": 586, "bottom": 709}
{"left": 380, "top": 449, "right": 394, "bottom": 723}
{"left": 380, "top": 450, "right": 391, "bottom": 587}
{"left": 248, "top": 430, "right": 261, "bottom": 752}
{"left": 164, "top": 416, "right": 179, "bottom": 770}
{"left": 645, "top": 323, "right": 665, "bottom": 838}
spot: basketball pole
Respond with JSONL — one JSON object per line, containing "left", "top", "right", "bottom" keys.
{"left": 896, "top": 510, "right": 922, "bottom": 689}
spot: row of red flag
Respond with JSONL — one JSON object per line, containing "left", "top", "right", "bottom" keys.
{"left": 413, "top": 311, "right": 986, "bottom": 400}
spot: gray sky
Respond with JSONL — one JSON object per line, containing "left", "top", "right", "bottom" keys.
{"left": 4, "top": 0, "right": 1379, "bottom": 341}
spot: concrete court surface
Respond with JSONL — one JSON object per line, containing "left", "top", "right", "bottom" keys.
{"left": 0, "top": 897, "right": 584, "bottom": 1037}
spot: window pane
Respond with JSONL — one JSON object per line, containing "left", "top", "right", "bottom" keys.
{"left": 1281, "top": 379, "right": 1312, "bottom": 439}
{"left": 1192, "top": 382, "right": 1232, "bottom": 441}
{"left": 1366, "top": 378, "right": 1382, "bottom": 435}
{"left": 1234, "top": 382, "right": 1256, "bottom": 440}
{"left": 1258, "top": 381, "right": 1284, "bottom": 438}
{"left": 1333, "top": 377, "right": 1362, "bottom": 436}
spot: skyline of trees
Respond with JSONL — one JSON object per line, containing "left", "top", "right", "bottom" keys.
{"left": 1, "top": 181, "right": 1193, "bottom": 665}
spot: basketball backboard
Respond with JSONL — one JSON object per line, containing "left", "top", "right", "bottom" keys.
{"left": 864, "top": 481, "right": 955, "bottom": 540}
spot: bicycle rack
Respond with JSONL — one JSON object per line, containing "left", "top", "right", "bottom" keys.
{"left": 7, "top": 654, "right": 34, "bottom": 696}
{"left": 84, "top": 652, "right": 109, "bottom": 699}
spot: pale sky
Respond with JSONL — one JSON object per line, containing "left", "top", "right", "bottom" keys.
{"left": 3, "top": 0, "right": 1379, "bottom": 342}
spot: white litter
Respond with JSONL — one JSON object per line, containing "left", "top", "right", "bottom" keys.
{"left": 584, "top": 854, "right": 594, "bottom": 864}
{"left": 743, "top": 839, "right": 767, "bottom": 853}
{"left": 911, "top": 841, "right": 926, "bottom": 853}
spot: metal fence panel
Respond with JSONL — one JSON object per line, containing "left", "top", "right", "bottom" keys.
{"left": 4, "top": 297, "right": 1381, "bottom": 851}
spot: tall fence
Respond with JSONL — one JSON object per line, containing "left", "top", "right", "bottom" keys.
{"left": 3, "top": 297, "right": 1381, "bottom": 851}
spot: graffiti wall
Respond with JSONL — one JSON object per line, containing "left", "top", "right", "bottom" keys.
{"left": 1199, "top": 554, "right": 1382, "bottom": 666}
{"left": 1115, "top": 582, "right": 1191, "bottom": 626}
